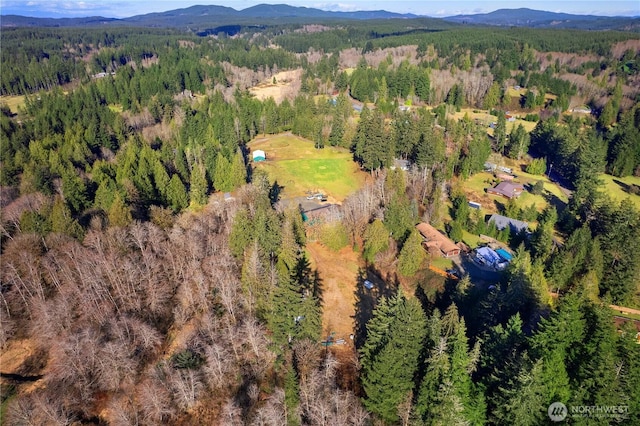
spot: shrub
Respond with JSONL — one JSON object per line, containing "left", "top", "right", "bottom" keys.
{"left": 172, "top": 349, "right": 204, "bottom": 369}
{"left": 320, "top": 222, "right": 349, "bottom": 251}
{"left": 526, "top": 158, "right": 547, "bottom": 175}
{"left": 531, "top": 180, "right": 544, "bottom": 195}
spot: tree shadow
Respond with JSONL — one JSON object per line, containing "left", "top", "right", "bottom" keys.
{"left": 542, "top": 189, "right": 567, "bottom": 213}
{"left": 312, "top": 269, "right": 324, "bottom": 306}
{"left": 234, "top": 370, "right": 259, "bottom": 422}
{"left": 493, "top": 199, "right": 506, "bottom": 214}
{"left": 351, "top": 265, "right": 397, "bottom": 350}
{"left": 294, "top": 255, "right": 323, "bottom": 305}
{"left": 613, "top": 179, "right": 640, "bottom": 196}
{"left": 269, "top": 180, "right": 284, "bottom": 205}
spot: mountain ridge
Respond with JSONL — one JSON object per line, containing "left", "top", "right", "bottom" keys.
{"left": 443, "top": 8, "right": 640, "bottom": 30}
{"left": 1, "top": 4, "right": 637, "bottom": 31}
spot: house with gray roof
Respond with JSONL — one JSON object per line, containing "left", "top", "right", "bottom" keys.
{"left": 488, "top": 214, "right": 529, "bottom": 234}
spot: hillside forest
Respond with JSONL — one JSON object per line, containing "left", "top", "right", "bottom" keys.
{"left": 1, "top": 18, "right": 640, "bottom": 425}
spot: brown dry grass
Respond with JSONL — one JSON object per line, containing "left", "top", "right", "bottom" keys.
{"left": 306, "top": 241, "right": 362, "bottom": 341}
{"left": 0, "top": 339, "right": 35, "bottom": 374}
{"left": 249, "top": 69, "right": 302, "bottom": 103}
{"left": 0, "top": 339, "right": 46, "bottom": 395}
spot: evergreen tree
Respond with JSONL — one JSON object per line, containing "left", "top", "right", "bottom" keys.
{"left": 166, "top": 174, "right": 188, "bottom": 212}
{"left": 278, "top": 217, "right": 301, "bottom": 271}
{"left": 254, "top": 205, "right": 282, "bottom": 257}
{"left": 108, "top": 192, "right": 132, "bottom": 227}
{"left": 213, "top": 152, "right": 230, "bottom": 193}
{"left": 269, "top": 254, "right": 321, "bottom": 348}
{"left": 495, "top": 360, "right": 549, "bottom": 426}
{"left": 448, "top": 220, "right": 464, "bottom": 243}
{"left": 507, "top": 124, "right": 530, "bottom": 160}
{"left": 483, "top": 82, "right": 501, "bottom": 109}
{"left": 360, "top": 293, "right": 427, "bottom": 423}
{"left": 269, "top": 270, "right": 303, "bottom": 347}
{"left": 416, "top": 305, "right": 485, "bottom": 425}
{"left": 397, "top": 228, "right": 427, "bottom": 276}
{"left": 60, "top": 168, "right": 88, "bottom": 215}
{"left": 228, "top": 150, "right": 247, "bottom": 191}
{"left": 229, "top": 208, "right": 254, "bottom": 259}
{"left": 241, "top": 241, "right": 270, "bottom": 319}
{"left": 328, "top": 113, "right": 344, "bottom": 147}
{"left": 384, "top": 195, "right": 414, "bottom": 244}
{"left": 50, "top": 196, "right": 84, "bottom": 239}
{"left": 363, "top": 219, "right": 390, "bottom": 263}
{"left": 494, "top": 111, "right": 507, "bottom": 155}
{"left": 504, "top": 246, "right": 550, "bottom": 323}
{"left": 189, "top": 163, "right": 208, "bottom": 206}
{"left": 593, "top": 199, "right": 640, "bottom": 303}
{"left": 354, "top": 107, "right": 390, "bottom": 171}
{"left": 530, "top": 206, "right": 557, "bottom": 262}
{"left": 480, "top": 314, "right": 528, "bottom": 423}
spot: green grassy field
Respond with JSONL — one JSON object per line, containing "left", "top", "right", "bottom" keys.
{"left": 461, "top": 230, "right": 482, "bottom": 249}
{"left": 250, "top": 134, "right": 366, "bottom": 201}
{"left": 461, "top": 168, "right": 569, "bottom": 213}
{"left": 431, "top": 256, "right": 454, "bottom": 271}
{"left": 600, "top": 174, "right": 640, "bottom": 209}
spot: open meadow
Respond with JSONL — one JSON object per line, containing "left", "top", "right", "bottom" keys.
{"left": 250, "top": 133, "right": 367, "bottom": 202}
{"left": 600, "top": 174, "right": 640, "bottom": 209}
{"left": 0, "top": 95, "right": 26, "bottom": 114}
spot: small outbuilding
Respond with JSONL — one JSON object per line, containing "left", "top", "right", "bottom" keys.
{"left": 391, "top": 159, "right": 411, "bottom": 171}
{"left": 253, "top": 150, "right": 266, "bottom": 162}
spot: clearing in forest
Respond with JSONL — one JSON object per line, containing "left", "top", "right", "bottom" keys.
{"left": 249, "top": 133, "right": 366, "bottom": 202}
{"left": 249, "top": 69, "right": 302, "bottom": 103}
{"left": 460, "top": 172, "right": 567, "bottom": 217}
{"left": 451, "top": 107, "right": 537, "bottom": 133}
{"left": 306, "top": 241, "right": 362, "bottom": 342}
{"left": 600, "top": 174, "right": 640, "bottom": 209}
{"left": 0, "top": 95, "right": 26, "bottom": 114}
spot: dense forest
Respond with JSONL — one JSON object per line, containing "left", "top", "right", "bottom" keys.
{"left": 1, "top": 14, "right": 640, "bottom": 425}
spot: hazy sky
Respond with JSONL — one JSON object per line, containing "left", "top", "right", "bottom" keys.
{"left": 1, "top": 0, "right": 638, "bottom": 18}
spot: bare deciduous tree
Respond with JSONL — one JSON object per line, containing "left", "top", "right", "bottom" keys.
{"left": 251, "top": 388, "right": 289, "bottom": 426}
{"left": 168, "top": 368, "right": 204, "bottom": 411}
{"left": 7, "top": 390, "right": 75, "bottom": 426}
{"left": 138, "top": 378, "right": 175, "bottom": 424}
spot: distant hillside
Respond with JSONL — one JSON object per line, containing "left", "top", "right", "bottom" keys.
{"left": 444, "top": 8, "right": 640, "bottom": 31}
{"left": 1, "top": 4, "right": 637, "bottom": 31}
{"left": 0, "top": 3, "right": 416, "bottom": 29}
{"left": 0, "top": 14, "right": 124, "bottom": 27}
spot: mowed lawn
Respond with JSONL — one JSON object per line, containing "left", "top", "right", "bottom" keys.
{"left": 456, "top": 165, "right": 570, "bottom": 229}
{"left": 600, "top": 174, "right": 640, "bottom": 209}
{"left": 250, "top": 134, "right": 366, "bottom": 201}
